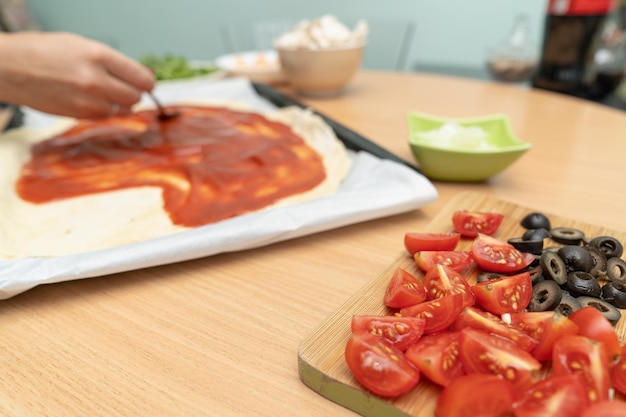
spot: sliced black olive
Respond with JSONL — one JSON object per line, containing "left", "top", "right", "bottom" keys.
{"left": 507, "top": 238, "right": 544, "bottom": 255}
{"left": 477, "top": 271, "right": 503, "bottom": 283}
{"left": 540, "top": 251, "right": 567, "bottom": 285}
{"left": 565, "top": 271, "right": 602, "bottom": 297}
{"left": 557, "top": 245, "right": 594, "bottom": 273}
{"left": 601, "top": 281, "right": 626, "bottom": 308}
{"left": 577, "top": 296, "right": 622, "bottom": 325}
{"left": 528, "top": 280, "right": 562, "bottom": 312}
{"left": 522, "top": 228, "right": 551, "bottom": 241}
{"left": 525, "top": 265, "right": 544, "bottom": 283}
{"left": 606, "top": 257, "right": 626, "bottom": 284}
{"left": 554, "top": 292, "right": 581, "bottom": 317}
{"left": 588, "top": 236, "right": 624, "bottom": 259}
{"left": 585, "top": 246, "right": 608, "bottom": 280}
{"left": 521, "top": 212, "right": 551, "bottom": 230}
{"left": 550, "top": 227, "right": 585, "bottom": 245}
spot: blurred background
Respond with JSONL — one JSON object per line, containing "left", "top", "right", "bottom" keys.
{"left": 19, "top": 0, "right": 546, "bottom": 72}
{"left": 3, "top": 0, "right": 626, "bottom": 107}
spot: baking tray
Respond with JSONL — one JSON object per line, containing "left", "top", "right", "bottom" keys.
{"left": 0, "top": 78, "right": 437, "bottom": 299}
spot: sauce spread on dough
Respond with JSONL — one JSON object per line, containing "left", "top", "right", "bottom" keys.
{"left": 16, "top": 105, "right": 327, "bottom": 227}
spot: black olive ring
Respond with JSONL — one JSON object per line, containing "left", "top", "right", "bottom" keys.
{"left": 550, "top": 227, "right": 585, "bottom": 245}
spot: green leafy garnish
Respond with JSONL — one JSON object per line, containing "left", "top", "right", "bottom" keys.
{"left": 140, "top": 54, "right": 219, "bottom": 81}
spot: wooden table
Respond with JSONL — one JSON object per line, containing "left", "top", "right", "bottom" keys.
{"left": 2, "top": 71, "right": 626, "bottom": 416}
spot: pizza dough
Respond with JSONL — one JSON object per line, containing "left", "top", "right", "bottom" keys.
{"left": 0, "top": 104, "right": 350, "bottom": 260}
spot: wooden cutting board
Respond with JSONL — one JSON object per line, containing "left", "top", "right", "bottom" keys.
{"left": 298, "top": 191, "right": 626, "bottom": 417}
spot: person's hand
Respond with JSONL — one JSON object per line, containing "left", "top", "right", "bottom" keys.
{"left": 0, "top": 31, "right": 155, "bottom": 119}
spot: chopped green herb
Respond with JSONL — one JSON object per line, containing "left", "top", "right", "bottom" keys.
{"left": 139, "top": 54, "right": 219, "bottom": 81}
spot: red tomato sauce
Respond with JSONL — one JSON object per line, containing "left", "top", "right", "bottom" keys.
{"left": 16, "top": 105, "right": 327, "bottom": 227}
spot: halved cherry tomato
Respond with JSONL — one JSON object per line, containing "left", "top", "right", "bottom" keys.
{"left": 471, "top": 271, "right": 532, "bottom": 315}
{"left": 510, "top": 311, "right": 580, "bottom": 361}
{"left": 383, "top": 268, "right": 427, "bottom": 309}
{"left": 471, "top": 234, "right": 536, "bottom": 274}
{"left": 351, "top": 315, "right": 425, "bottom": 351}
{"left": 435, "top": 373, "right": 517, "bottom": 417}
{"left": 552, "top": 334, "right": 610, "bottom": 403}
{"left": 344, "top": 331, "right": 420, "bottom": 397}
{"left": 454, "top": 306, "right": 538, "bottom": 352}
{"left": 569, "top": 306, "right": 622, "bottom": 365}
{"left": 414, "top": 250, "right": 473, "bottom": 272}
{"left": 452, "top": 210, "right": 504, "bottom": 238}
{"left": 459, "top": 327, "right": 541, "bottom": 390}
{"left": 422, "top": 264, "right": 475, "bottom": 308}
{"left": 581, "top": 400, "right": 626, "bottom": 417}
{"left": 611, "top": 345, "right": 626, "bottom": 396}
{"left": 512, "top": 374, "right": 590, "bottom": 417}
{"left": 404, "top": 232, "right": 460, "bottom": 255}
{"left": 404, "top": 330, "right": 464, "bottom": 386}
{"left": 399, "top": 293, "right": 464, "bottom": 334}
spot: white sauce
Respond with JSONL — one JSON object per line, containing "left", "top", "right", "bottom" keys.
{"left": 415, "top": 121, "right": 497, "bottom": 151}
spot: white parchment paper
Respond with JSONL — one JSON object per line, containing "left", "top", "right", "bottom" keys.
{"left": 0, "top": 77, "right": 438, "bottom": 299}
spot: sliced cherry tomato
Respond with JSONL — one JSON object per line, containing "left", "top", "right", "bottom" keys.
{"left": 471, "top": 234, "right": 536, "bottom": 274}
{"left": 383, "top": 268, "right": 428, "bottom": 309}
{"left": 404, "top": 331, "right": 464, "bottom": 386}
{"left": 435, "top": 373, "right": 516, "bottom": 417}
{"left": 351, "top": 315, "right": 425, "bottom": 351}
{"left": 459, "top": 327, "right": 541, "bottom": 390}
{"left": 569, "top": 306, "right": 622, "bottom": 365}
{"left": 552, "top": 334, "right": 610, "bottom": 403}
{"left": 414, "top": 250, "right": 473, "bottom": 272}
{"left": 399, "top": 293, "right": 464, "bottom": 334}
{"left": 454, "top": 306, "right": 538, "bottom": 352}
{"left": 512, "top": 374, "right": 590, "bottom": 417}
{"left": 510, "top": 311, "right": 580, "bottom": 361}
{"left": 344, "top": 331, "right": 420, "bottom": 397}
{"left": 404, "top": 232, "right": 460, "bottom": 255}
{"left": 611, "top": 346, "right": 626, "bottom": 396}
{"left": 581, "top": 400, "right": 626, "bottom": 417}
{"left": 452, "top": 210, "right": 504, "bottom": 238}
{"left": 422, "top": 264, "right": 475, "bottom": 308}
{"left": 471, "top": 271, "right": 532, "bottom": 315}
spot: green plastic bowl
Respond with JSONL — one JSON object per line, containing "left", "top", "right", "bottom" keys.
{"left": 407, "top": 112, "right": 532, "bottom": 182}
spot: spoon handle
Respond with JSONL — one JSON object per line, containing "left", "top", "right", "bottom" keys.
{"left": 147, "top": 92, "right": 178, "bottom": 120}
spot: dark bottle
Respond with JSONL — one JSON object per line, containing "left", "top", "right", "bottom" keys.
{"left": 532, "top": 0, "right": 624, "bottom": 100}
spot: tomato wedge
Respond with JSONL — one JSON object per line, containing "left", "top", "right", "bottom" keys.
{"left": 471, "top": 234, "right": 536, "bottom": 274}
{"left": 435, "top": 373, "right": 516, "bottom": 417}
{"left": 459, "top": 327, "right": 541, "bottom": 390}
{"left": 454, "top": 306, "right": 538, "bottom": 352}
{"left": 512, "top": 374, "right": 590, "bottom": 417}
{"left": 422, "top": 264, "right": 475, "bottom": 308}
{"left": 552, "top": 334, "right": 610, "bottom": 403}
{"left": 510, "top": 311, "right": 580, "bottom": 361}
{"left": 404, "top": 232, "right": 460, "bottom": 255}
{"left": 404, "top": 330, "right": 465, "bottom": 387}
{"left": 351, "top": 315, "right": 425, "bottom": 351}
{"left": 569, "top": 306, "right": 621, "bottom": 365}
{"left": 452, "top": 210, "right": 504, "bottom": 238}
{"left": 414, "top": 250, "right": 473, "bottom": 272}
{"left": 344, "top": 331, "right": 420, "bottom": 397}
{"left": 581, "top": 400, "right": 626, "bottom": 417}
{"left": 471, "top": 271, "right": 532, "bottom": 315}
{"left": 399, "top": 293, "right": 464, "bottom": 334}
{"left": 383, "top": 268, "right": 427, "bottom": 309}
{"left": 611, "top": 346, "right": 626, "bottom": 396}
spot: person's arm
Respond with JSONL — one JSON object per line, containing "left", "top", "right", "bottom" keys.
{"left": 0, "top": 31, "right": 155, "bottom": 119}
